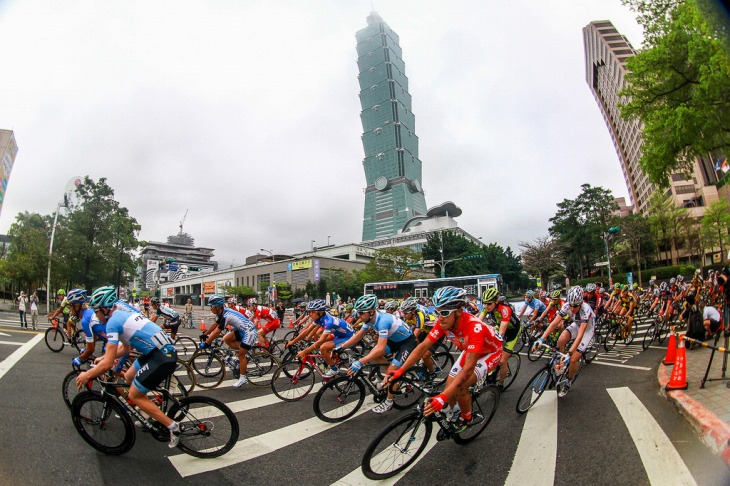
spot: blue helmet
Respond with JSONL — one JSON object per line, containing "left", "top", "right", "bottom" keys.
{"left": 90, "top": 286, "right": 117, "bottom": 310}
{"left": 207, "top": 294, "right": 226, "bottom": 307}
{"left": 66, "top": 288, "right": 88, "bottom": 305}
{"left": 432, "top": 286, "right": 467, "bottom": 309}
{"left": 306, "top": 299, "right": 328, "bottom": 312}
{"left": 354, "top": 294, "right": 379, "bottom": 312}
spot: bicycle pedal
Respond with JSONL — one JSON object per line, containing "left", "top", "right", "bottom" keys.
{"left": 436, "top": 428, "right": 449, "bottom": 441}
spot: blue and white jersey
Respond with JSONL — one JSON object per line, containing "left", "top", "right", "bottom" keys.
{"left": 106, "top": 310, "right": 172, "bottom": 355}
{"left": 114, "top": 299, "right": 141, "bottom": 313}
{"left": 156, "top": 305, "right": 179, "bottom": 322}
{"left": 362, "top": 312, "right": 412, "bottom": 343}
{"left": 314, "top": 313, "right": 354, "bottom": 340}
{"left": 216, "top": 308, "right": 256, "bottom": 334}
{"left": 523, "top": 298, "right": 547, "bottom": 313}
{"left": 80, "top": 308, "right": 107, "bottom": 344}
{"left": 557, "top": 302, "right": 595, "bottom": 327}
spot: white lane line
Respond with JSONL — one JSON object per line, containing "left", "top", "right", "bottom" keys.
{"left": 0, "top": 331, "right": 11, "bottom": 337}
{"left": 0, "top": 334, "right": 44, "bottom": 380}
{"left": 607, "top": 387, "right": 697, "bottom": 485}
{"left": 169, "top": 398, "right": 376, "bottom": 477}
{"left": 0, "top": 340, "right": 23, "bottom": 346}
{"left": 333, "top": 432, "right": 439, "bottom": 486}
{"left": 504, "top": 390, "right": 557, "bottom": 486}
{"left": 193, "top": 383, "right": 324, "bottom": 417}
{"left": 591, "top": 361, "right": 651, "bottom": 371}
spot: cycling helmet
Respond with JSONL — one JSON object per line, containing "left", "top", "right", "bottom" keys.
{"left": 378, "top": 299, "right": 386, "bottom": 308}
{"left": 585, "top": 283, "right": 596, "bottom": 293}
{"left": 298, "top": 302, "right": 307, "bottom": 308}
{"left": 432, "top": 286, "right": 467, "bottom": 309}
{"left": 306, "top": 299, "right": 328, "bottom": 312}
{"left": 550, "top": 289, "right": 561, "bottom": 299}
{"left": 613, "top": 283, "right": 621, "bottom": 290}
{"left": 345, "top": 303, "right": 354, "bottom": 310}
{"left": 708, "top": 269, "right": 715, "bottom": 275}
{"left": 354, "top": 294, "right": 379, "bottom": 312}
{"left": 525, "top": 290, "right": 535, "bottom": 298}
{"left": 89, "top": 286, "right": 117, "bottom": 310}
{"left": 677, "top": 274, "right": 684, "bottom": 282}
{"left": 66, "top": 288, "right": 88, "bottom": 305}
{"left": 150, "top": 297, "right": 160, "bottom": 305}
{"left": 384, "top": 300, "right": 399, "bottom": 311}
{"left": 695, "top": 268, "right": 701, "bottom": 275}
{"left": 57, "top": 289, "right": 66, "bottom": 295}
{"left": 246, "top": 298, "right": 258, "bottom": 306}
{"left": 659, "top": 282, "right": 668, "bottom": 291}
{"left": 227, "top": 297, "right": 237, "bottom": 304}
{"left": 599, "top": 287, "right": 605, "bottom": 294}
{"left": 669, "top": 277, "right": 676, "bottom": 285}
{"left": 207, "top": 294, "right": 226, "bottom": 307}
{"left": 566, "top": 286, "right": 583, "bottom": 306}
{"left": 539, "top": 290, "right": 547, "bottom": 299}
{"left": 482, "top": 288, "right": 499, "bottom": 304}
{"left": 497, "top": 295, "right": 508, "bottom": 304}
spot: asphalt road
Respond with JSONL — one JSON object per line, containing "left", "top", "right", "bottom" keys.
{"left": 0, "top": 310, "right": 728, "bottom": 486}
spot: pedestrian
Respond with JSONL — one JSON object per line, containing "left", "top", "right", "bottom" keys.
{"left": 29, "top": 290, "right": 40, "bottom": 330}
{"left": 17, "top": 291, "right": 28, "bottom": 329}
{"left": 275, "top": 301, "right": 285, "bottom": 321}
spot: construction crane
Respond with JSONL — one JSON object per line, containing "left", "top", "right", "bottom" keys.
{"left": 179, "top": 209, "right": 188, "bottom": 235}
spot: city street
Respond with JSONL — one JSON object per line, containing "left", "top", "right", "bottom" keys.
{"left": 0, "top": 309, "right": 728, "bottom": 485}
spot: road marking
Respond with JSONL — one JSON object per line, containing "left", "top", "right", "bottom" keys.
{"left": 504, "top": 390, "right": 557, "bottom": 486}
{"left": 591, "top": 361, "right": 651, "bottom": 371}
{"left": 0, "top": 326, "right": 42, "bottom": 335}
{"left": 192, "top": 383, "right": 324, "bottom": 417}
{"left": 607, "top": 387, "right": 697, "bottom": 485}
{"left": 169, "top": 398, "right": 376, "bottom": 477}
{"left": 0, "top": 340, "right": 23, "bottom": 346}
{"left": 0, "top": 334, "right": 44, "bottom": 381}
{"left": 332, "top": 432, "right": 439, "bottom": 485}
{"left": 0, "top": 331, "right": 11, "bottom": 337}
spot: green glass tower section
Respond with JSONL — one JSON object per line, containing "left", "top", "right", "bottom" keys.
{"left": 357, "top": 12, "right": 427, "bottom": 241}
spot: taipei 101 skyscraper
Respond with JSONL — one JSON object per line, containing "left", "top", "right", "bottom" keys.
{"left": 356, "top": 12, "right": 428, "bottom": 241}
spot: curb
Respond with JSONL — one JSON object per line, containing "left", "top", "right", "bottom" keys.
{"left": 658, "top": 361, "right": 730, "bottom": 468}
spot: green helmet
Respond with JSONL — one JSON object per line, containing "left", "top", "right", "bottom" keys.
{"left": 89, "top": 286, "right": 117, "bottom": 310}
{"left": 550, "top": 289, "right": 561, "bottom": 299}
{"left": 613, "top": 283, "right": 621, "bottom": 290}
{"left": 354, "top": 294, "right": 379, "bottom": 312}
{"left": 482, "top": 288, "right": 499, "bottom": 303}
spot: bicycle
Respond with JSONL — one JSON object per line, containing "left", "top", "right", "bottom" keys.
{"left": 516, "top": 343, "right": 583, "bottom": 413}
{"left": 190, "top": 338, "right": 280, "bottom": 389}
{"left": 44, "top": 318, "right": 85, "bottom": 353}
{"left": 312, "top": 363, "right": 391, "bottom": 422}
{"left": 603, "top": 314, "right": 636, "bottom": 350}
{"left": 486, "top": 349, "right": 521, "bottom": 391}
{"left": 270, "top": 347, "right": 353, "bottom": 402}
{"left": 360, "top": 382, "right": 500, "bottom": 480}
{"left": 70, "top": 372, "right": 238, "bottom": 457}
{"left": 183, "top": 312, "right": 195, "bottom": 329}
{"left": 172, "top": 335, "right": 199, "bottom": 363}
{"left": 527, "top": 326, "right": 560, "bottom": 362}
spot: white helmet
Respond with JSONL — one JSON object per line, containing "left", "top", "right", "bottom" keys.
{"left": 567, "top": 286, "right": 583, "bottom": 306}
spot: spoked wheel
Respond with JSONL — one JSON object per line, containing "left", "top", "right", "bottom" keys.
{"left": 271, "top": 360, "right": 316, "bottom": 401}
{"left": 173, "top": 359, "right": 196, "bottom": 394}
{"left": 174, "top": 337, "right": 199, "bottom": 363}
{"left": 62, "top": 369, "right": 99, "bottom": 411}
{"left": 527, "top": 341, "right": 546, "bottom": 362}
{"left": 167, "top": 396, "right": 239, "bottom": 458}
{"left": 516, "top": 367, "right": 550, "bottom": 414}
{"left": 429, "top": 342, "right": 454, "bottom": 372}
{"left": 246, "top": 350, "right": 279, "bottom": 388}
{"left": 190, "top": 351, "right": 225, "bottom": 389}
{"left": 603, "top": 324, "right": 619, "bottom": 352}
{"left": 657, "top": 318, "right": 670, "bottom": 344}
{"left": 642, "top": 323, "right": 657, "bottom": 350}
{"left": 584, "top": 335, "right": 599, "bottom": 363}
{"left": 45, "top": 327, "right": 67, "bottom": 352}
{"left": 501, "top": 353, "right": 521, "bottom": 391}
{"left": 313, "top": 375, "right": 366, "bottom": 422}
{"left": 361, "top": 411, "right": 433, "bottom": 480}
{"left": 71, "top": 391, "right": 135, "bottom": 455}
{"left": 390, "top": 374, "right": 426, "bottom": 410}
{"left": 453, "top": 384, "right": 500, "bottom": 444}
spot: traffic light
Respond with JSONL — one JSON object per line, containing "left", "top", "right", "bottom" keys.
{"left": 464, "top": 254, "right": 483, "bottom": 260}
{"left": 608, "top": 226, "right": 621, "bottom": 234}
{"left": 189, "top": 266, "right": 200, "bottom": 271}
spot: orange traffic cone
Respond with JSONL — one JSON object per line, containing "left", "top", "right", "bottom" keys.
{"left": 663, "top": 328, "right": 677, "bottom": 365}
{"left": 289, "top": 318, "right": 294, "bottom": 328}
{"left": 666, "top": 335, "right": 688, "bottom": 391}
{"left": 200, "top": 319, "right": 206, "bottom": 332}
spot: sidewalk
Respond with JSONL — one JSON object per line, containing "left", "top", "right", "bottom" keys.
{"left": 658, "top": 334, "right": 730, "bottom": 467}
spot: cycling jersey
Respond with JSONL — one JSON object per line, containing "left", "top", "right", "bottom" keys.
{"left": 314, "top": 313, "right": 354, "bottom": 344}
{"left": 404, "top": 310, "right": 434, "bottom": 333}
{"left": 522, "top": 298, "right": 547, "bottom": 314}
{"left": 583, "top": 291, "right": 600, "bottom": 310}
{"left": 215, "top": 308, "right": 256, "bottom": 334}
{"left": 428, "top": 312, "right": 503, "bottom": 356}
{"left": 361, "top": 312, "right": 412, "bottom": 343}
{"left": 557, "top": 302, "right": 595, "bottom": 326}
{"left": 544, "top": 299, "right": 564, "bottom": 321}
{"left": 252, "top": 305, "right": 278, "bottom": 322}
{"left": 80, "top": 308, "right": 107, "bottom": 344}
{"left": 114, "top": 299, "right": 141, "bottom": 314}
{"left": 156, "top": 305, "right": 179, "bottom": 322}
{"left": 105, "top": 310, "right": 173, "bottom": 355}
{"left": 620, "top": 293, "right": 636, "bottom": 309}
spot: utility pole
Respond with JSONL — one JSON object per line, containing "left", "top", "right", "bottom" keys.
{"left": 603, "top": 226, "right": 621, "bottom": 287}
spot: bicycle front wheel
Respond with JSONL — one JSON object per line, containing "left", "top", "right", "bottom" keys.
{"left": 246, "top": 350, "right": 279, "bottom": 388}
{"left": 603, "top": 324, "right": 619, "bottom": 352}
{"left": 45, "top": 327, "right": 66, "bottom": 352}
{"left": 642, "top": 323, "right": 656, "bottom": 350}
{"left": 454, "top": 384, "right": 500, "bottom": 444}
{"left": 71, "top": 391, "right": 135, "bottom": 455}
{"left": 173, "top": 359, "right": 196, "bottom": 394}
{"left": 527, "top": 342, "right": 546, "bottom": 362}
{"left": 271, "top": 360, "right": 316, "bottom": 401}
{"left": 62, "top": 369, "right": 100, "bottom": 411}
{"left": 501, "top": 353, "right": 521, "bottom": 391}
{"left": 390, "top": 375, "right": 425, "bottom": 410}
{"left": 167, "top": 396, "right": 239, "bottom": 458}
{"left": 190, "top": 351, "right": 225, "bottom": 389}
{"left": 361, "top": 411, "right": 432, "bottom": 480}
{"left": 313, "top": 375, "right": 366, "bottom": 422}
{"left": 174, "top": 337, "right": 199, "bottom": 363}
{"left": 516, "top": 367, "right": 550, "bottom": 414}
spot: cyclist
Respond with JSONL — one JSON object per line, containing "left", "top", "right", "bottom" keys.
{"left": 534, "top": 285, "right": 595, "bottom": 396}
{"left": 149, "top": 297, "right": 181, "bottom": 339}
{"left": 339, "top": 294, "right": 416, "bottom": 414}
{"left": 75, "top": 286, "right": 181, "bottom": 448}
{"left": 400, "top": 297, "right": 438, "bottom": 375}
{"left": 67, "top": 289, "right": 108, "bottom": 368}
{"left": 384, "top": 300, "right": 401, "bottom": 318}
{"left": 617, "top": 285, "right": 637, "bottom": 337}
{"left": 48, "top": 288, "right": 75, "bottom": 342}
{"left": 517, "top": 290, "right": 547, "bottom": 329}
{"left": 583, "top": 284, "right": 601, "bottom": 312}
{"left": 295, "top": 299, "right": 354, "bottom": 378}
{"left": 385, "top": 286, "right": 502, "bottom": 428}
{"left": 200, "top": 294, "right": 258, "bottom": 388}
{"left": 537, "top": 289, "right": 565, "bottom": 330}
{"left": 480, "top": 289, "right": 517, "bottom": 390}
{"left": 246, "top": 298, "right": 281, "bottom": 350}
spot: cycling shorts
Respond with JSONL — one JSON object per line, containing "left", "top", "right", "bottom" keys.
{"left": 163, "top": 320, "right": 180, "bottom": 331}
{"left": 449, "top": 350, "right": 501, "bottom": 386}
{"left": 233, "top": 328, "right": 257, "bottom": 350}
{"left": 386, "top": 335, "right": 417, "bottom": 368}
{"left": 565, "top": 321, "right": 595, "bottom": 355}
{"left": 260, "top": 319, "right": 281, "bottom": 334}
{"left": 132, "top": 347, "right": 178, "bottom": 394}
{"left": 501, "top": 325, "right": 520, "bottom": 352}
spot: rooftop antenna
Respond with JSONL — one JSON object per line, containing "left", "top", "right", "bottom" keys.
{"left": 179, "top": 209, "right": 188, "bottom": 235}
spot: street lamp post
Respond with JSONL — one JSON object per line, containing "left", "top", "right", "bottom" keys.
{"left": 435, "top": 231, "right": 462, "bottom": 278}
{"left": 602, "top": 226, "right": 621, "bottom": 287}
{"left": 46, "top": 200, "right": 66, "bottom": 315}
{"left": 261, "top": 248, "right": 275, "bottom": 262}
{"left": 311, "top": 240, "right": 316, "bottom": 251}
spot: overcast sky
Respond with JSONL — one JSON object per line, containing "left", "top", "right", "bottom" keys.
{"left": 0, "top": 0, "right": 643, "bottom": 266}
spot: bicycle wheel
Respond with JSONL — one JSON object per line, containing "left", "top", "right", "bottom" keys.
{"left": 390, "top": 375, "right": 425, "bottom": 410}
{"left": 271, "top": 360, "right": 316, "bottom": 401}
{"left": 584, "top": 335, "right": 599, "bottom": 363}
{"left": 313, "top": 375, "right": 366, "bottom": 422}
{"left": 45, "top": 327, "right": 66, "bottom": 352}
{"left": 657, "top": 318, "right": 670, "bottom": 344}
{"left": 174, "top": 337, "right": 198, "bottom": 363}
{"left": 62, "top": 369, "right": 99, "bottom": 411}
{"left": 268, "top": 339, "right": 287, "bottom": 359}
{"left": 516, "top": 367, "right": 550, "bottom": 414}
{"left": 246, "top": 350, "right": 279, "bottom": 388}
{"left": 527, "top": 342, "right": 546, "bottom": 362}
{"left": 603, "top": 324, "right": 619, "bottom": 352}
{"left": 501, "top": 353, "right": 521, "bottom": 391}
{"left": 190, "top": 351, "right": 225, "bottom": 389}
{"left": 167, "top": 396, "right": 239, "bottom": 458}
{"left": 623, "top": 320, "right": 636, "bottom": 345}
{"left": 71, "top": 330, "right": 86, "bottom": 352}
{"left": 454, "top": 384, "right": 500, "bottom": 444}
{"left": 430, "top": 347, "right": 454, "bottom": 377}
{"left": 173, "top": 359, "right": 196, "bottom": 394}
{"left": 361, "top": 411, "right": 432, "bottom": 480}
{"left": 71, "top": 391, "right": 135, "bottom": 455}
{"left": 642, "top": 322, "right": 656, "bottom": 350}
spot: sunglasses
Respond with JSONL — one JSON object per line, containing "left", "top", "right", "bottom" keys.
{"left": 436, "top": 308, "right": 457, "bottom": 318}
{"left": 570, "top": 304, "right": 581, "bottom": 308}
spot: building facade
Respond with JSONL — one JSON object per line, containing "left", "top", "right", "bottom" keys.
{"left": 0, "top": 129, "right": 18, "bottom": 220}
{"left": 356, "top": 11, "right": 428, "bottom": 241}
{"left": 583, "top": 20, "right": 721, "bottom": 218}
{"left": 138, "top": 238, "right": 217, "bottom": 292}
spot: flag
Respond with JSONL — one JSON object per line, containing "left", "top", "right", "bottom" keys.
{"left": 721, "top": 158, "right": 729, "bottom": 173}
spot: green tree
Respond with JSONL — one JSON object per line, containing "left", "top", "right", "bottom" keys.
{"left": 422, "top": 231, "right": 477, "bottom": 278}
{"left": 519, "top": 236, "right": 563, "bottom": 289}
{"left": 700, "top": 199, "right": 730, "bottom": 258}
{"left": 611, "top": 213, "right": 654, "bottom": 285}
{"left": 275, "top": 281, "right": 293, "bottom": 302}
{"left": 620, "top": 0, "right": 730, "bottom": 185}
{"left": 219, "top": 285, "right": 256, "bottom": 302}
{"left": 4, "top": 212, "right": 52, "bottom": 291}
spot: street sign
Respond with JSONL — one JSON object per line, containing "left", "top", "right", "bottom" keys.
{"left": 627, "top": 272, "right": 633, "bottom": 284}
{"left": 423, "top": 259, "right": 435, "bottom": 264}
{"left": 595, "top": 261, "right": 610, "bottom": 267}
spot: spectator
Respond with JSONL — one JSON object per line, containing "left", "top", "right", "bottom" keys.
{"left": 17, "top": 291, "right": 28, "bottom": 329}
{"left": 703, "top": 304, "right": 722, "bottom": 339}
{"left": 28, "top": 290, "right": 40, "bottom": 330}
{"left": 275, "top": 301, "right": 285, "bottom": 322}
